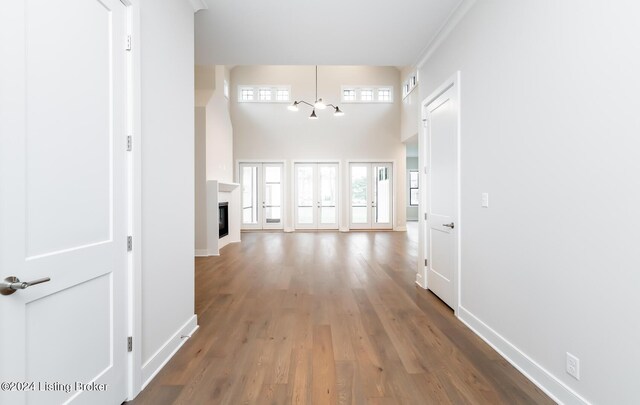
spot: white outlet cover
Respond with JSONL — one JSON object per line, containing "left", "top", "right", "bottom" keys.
{"left": 566, "top": 352, "right": 580, "bottom": 380}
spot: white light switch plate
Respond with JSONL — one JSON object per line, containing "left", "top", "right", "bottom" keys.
{"left": 481, "top": 192, "right": 489, "bottom": 208}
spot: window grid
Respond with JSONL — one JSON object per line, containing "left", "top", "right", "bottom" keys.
{"left": 238, "top": 86, "right": 291, "bottom": 103}
{"left": 360, "top": 89, "right": 374, "bottom": 101}
{"left": 343, "top": 89, "right": 356, "bottom": 102}
{"left": 409, "top": 170, "right": 419, "bottom": 206}
{"left": 259, "top": 88, "right": 272, "bottom": 101}
{"left": 276, "top": 89, "right": 289, "bottom": 101}
{"left": 378, "top": 88, "right": 391, "bottom": 102}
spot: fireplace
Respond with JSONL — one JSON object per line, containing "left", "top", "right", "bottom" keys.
{"left": 219, "top": 202, "right": 229, "bottom": 238}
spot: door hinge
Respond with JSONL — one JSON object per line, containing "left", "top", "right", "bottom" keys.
{"left": 127, "top": 336, "right": 133, "bottom": 352}
{"left": 125, "top": 35, "right": 132, "bottom": 51}
{"left": 424, "top": 213, "right": 427, "bottom": 220}
{"left": 126, "top": 135, "right": 132, "bottom": 151}
{"left": 127, "top": 236, "right": 133, "bottom": 252}
{"left": 424, "top": 259, "right": 428, "bottom": 266}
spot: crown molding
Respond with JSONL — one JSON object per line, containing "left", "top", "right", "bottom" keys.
{"left": 414, "top": 0, "right": 477, "bottom": 69}
{"left": 188, "top": 0, "right": 208, "bottom": 13}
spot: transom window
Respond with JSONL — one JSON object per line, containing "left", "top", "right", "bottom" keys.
{"left": 360, "top": 89, "right": 374, "bottom": 101}
{"left": 238, "top": 86, "right": 291, "bottom": 103}
{"left": 258, "top": 88, "right": 272, "bottom": 101}
{"left": 341, "top": 86, "right": 394, "bottom": 103}
{"left": 343, "top": 89, "right": 356, "bottom": 102}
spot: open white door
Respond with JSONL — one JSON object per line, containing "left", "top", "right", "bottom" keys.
{"left": 424, "top": 76, "right": 460, "bottom": 310}
{"left": 0, "top": 1, "right": 129, "bottom": 404}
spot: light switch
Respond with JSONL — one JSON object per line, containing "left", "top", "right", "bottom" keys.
{"left": 481, "top": 193, "right": 489, "bottom": 208}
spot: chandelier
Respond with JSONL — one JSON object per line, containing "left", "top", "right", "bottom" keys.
{"left": 287, "top": 66, "right": 344, "bottom": 119}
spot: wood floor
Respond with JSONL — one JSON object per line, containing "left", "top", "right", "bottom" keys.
{"left": 130, "top": 227, "right": 553, "bottom": 405}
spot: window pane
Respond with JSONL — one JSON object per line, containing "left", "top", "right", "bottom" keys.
{"left": 361, "top": 89, "right": 373, "bottom": 101}
{"left": 296, "top": 166, "right": 314, "bottom": 206}
{"left": 410, "top": 189, "right": 419, "bottom": 206}
{"left": 410, "top": 171, "right": 419, "bottom": 188}
{"left": 265, "top": 183, "right": 281, "bottom": 206}
{"left": 264, "top": 166, "right": 281, "bottom": 183}
{"left": 259, "top": 88, "right": 271, "bottom": 101}
{"left": 351, "top": 166, "right": 367, "bottom": 205}
{"left": 319, "top": 166, "right": 336, "bottom": 206}
{"left": 276, "top": 88, "right": 289, "bottom": 101}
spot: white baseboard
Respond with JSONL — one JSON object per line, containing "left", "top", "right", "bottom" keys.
{"left": 141, "top": 315, "right": 199, "bottom": 390}
{"left": 457, "top": 307, "right": 590, "bottom": 405}
{"left": 339, "top": 227, "right": 349, "bottom": 232}
{"left": 194, "top": 249, "right": 209, "bottom": 257}
{"left": 415, "top": 272, "right": 425, "bottom": 289}
{"left": 394, "top": 226, "right": 407, "bottom": 231}
{"left": 284, "top": 227, "right": 295, "bottom": 233}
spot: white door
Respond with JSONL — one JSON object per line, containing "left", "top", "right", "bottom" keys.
{"left": 294, "top": 163, "right": 339, "bottom": 230}
{"left": 349, "top": 163, "right": 393, "bottom": 230}
{"left": 424, "top": 81, "right": 459, "bottom": 309}
{"left": 240, "top": 163, "right": 284, "bottom": 230}
{"left": 0, "top": 1, "right": 128, "bottom": 404}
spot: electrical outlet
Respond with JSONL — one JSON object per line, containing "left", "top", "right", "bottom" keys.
{"left": 566, "top": 352, "right": 580, "bottom": 380}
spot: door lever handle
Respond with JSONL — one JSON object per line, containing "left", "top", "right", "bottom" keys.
{"left": 1, "top": 276, "right": 51, "bottom": 296}
{"left": 443, "top": 222, "right": 455, "bottom": 229}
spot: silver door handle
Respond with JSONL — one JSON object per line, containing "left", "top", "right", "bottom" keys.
{"left": 443, "top": 222, "right": 455, "bottom": 229}
{"left": 1, "top": 276, "right": 51, "bottom": 296}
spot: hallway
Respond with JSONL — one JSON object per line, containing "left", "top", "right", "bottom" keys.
{"left": 131, "top": 229, "right": 552, "bottom": 404}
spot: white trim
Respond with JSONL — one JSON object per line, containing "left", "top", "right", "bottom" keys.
{"left": 194, "top": 249, "right": 209, "bottom": 257}
{"left": 415, "top": 0, "right": 477, "bottom": 69}
{"left": 141, "top": 315, "right": 199, "bottom": 390}
{"left": 458, "top": 307, "right": 591, "bottom": 405}
{"left": 188, "top": 0, "right": 208, "bottom": 13}
{"left": 393, "top": 226, "right": 407, "bottom": 232}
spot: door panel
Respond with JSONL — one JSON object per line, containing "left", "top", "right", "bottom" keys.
{"left": 294, "top": 163, "right": 339, "bottom": 230}
{"left": 0, "top": 1, "right": 128, "bottom": 404}
{"left": 239, "top": 163, "right": 284, "bottom": 230}
{"left": 426, "top": 84, "right": 458, "bottom": 309}
{"left": 262, "top": 164, "right": 284, "bottom": 229}
{"left": 350, "top": 163, "right": 393, "bottom": 229}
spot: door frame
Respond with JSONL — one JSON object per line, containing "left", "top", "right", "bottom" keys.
{"left": 291, "top": 160, "right": 341, "bottom": 230}
{"left": 418, "top": 71, "right": 461, "bottom": 315}
{"left": 236, "top": 159, "right": 287, "bottom": 231}
{"left": 346, "top": 160, "right": 396, "bottom": 230}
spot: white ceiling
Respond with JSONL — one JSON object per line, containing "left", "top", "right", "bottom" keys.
{"left": 195, "top": 0, "right": 462, "bottom": 66}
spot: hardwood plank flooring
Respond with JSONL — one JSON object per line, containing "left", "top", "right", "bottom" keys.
{"left": 129, "top": 226, "right": 553, "bottom": 404}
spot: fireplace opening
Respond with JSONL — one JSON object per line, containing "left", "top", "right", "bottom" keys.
{"left": 219, "top": 202, "right": 229, "bottom": 238}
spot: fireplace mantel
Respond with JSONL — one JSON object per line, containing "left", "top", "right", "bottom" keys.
{"left": 204, "top": 180, "right": 241, "bottom": 256}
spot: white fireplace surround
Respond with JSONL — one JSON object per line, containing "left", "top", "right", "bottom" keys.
{"left": 205, "top": 180, "right": 241, "bottom": 256}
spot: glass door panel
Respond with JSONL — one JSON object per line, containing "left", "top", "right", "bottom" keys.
{"left": 318, "top": 164, "right": 338, "bottom": 228}
{"left": 295, "top": 164, "right": 315, "bottom": 227}
{"left": 263, "top": 164, "right": 283, "bottom": 228}
{"left": 374, "top": 164, "right": 392, "bottom": 226}
{"left": 240, "top": 164, "right": 259, "bottom": 228}
{"left": 295, "top": 162, "right": 339, "bottom": 230}
{"left": 349, "top": 162, "right": 392, "bottom": 229}
{"left": 239, "top": 162, "right": 284, "bottom": 230}
{"left": 350, "top": 164, "right": 369, "bottom": 226}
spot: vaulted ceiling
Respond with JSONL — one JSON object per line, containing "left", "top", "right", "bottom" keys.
{"left": 195, "top": 0, "right": 463, "bottom": 66}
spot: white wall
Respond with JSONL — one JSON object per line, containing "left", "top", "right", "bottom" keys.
{"left": 204, "top": 65, "right": 234, "bottom": 183}
{"left": 139, "top": 0, "right": 196, "bottom": 379}
{"left": 400, "top": 66, "right": 420, "bottom": 142}
{"left": 231, "top": 65, "right": 406, "bottom": 230}
{"left": 419, "top": 1, "right": 640, "bottom": 403}
{"left": 195, "top": 107, "right": 207, "bottom": 253}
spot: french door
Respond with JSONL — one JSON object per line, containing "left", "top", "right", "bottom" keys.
{"left": 349, "top": 163, "right": 393, "bottom": 230}
{"left": 239, "top": 163, "right": 284, "bottom": 230}
{"left": 294, "top": 163, "right": 339, "bottom": 230}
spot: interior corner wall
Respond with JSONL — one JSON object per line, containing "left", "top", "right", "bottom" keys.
{"left": 231, "top": 65, "right": 406, "bottom": 231}
{"left": 400, "top": 66, "right": 420, "bottom": 142}
{"left": 139, "top": 0, "right": 196, "bottom": 377}
{"left": 205, "top": 65, "right": 234, "bottom": 183}
{"left": 195, "top": 107, "right": 207, "bottom": 252}
{"left": 418, "top": 1, "right": 640, "bottom": 403}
